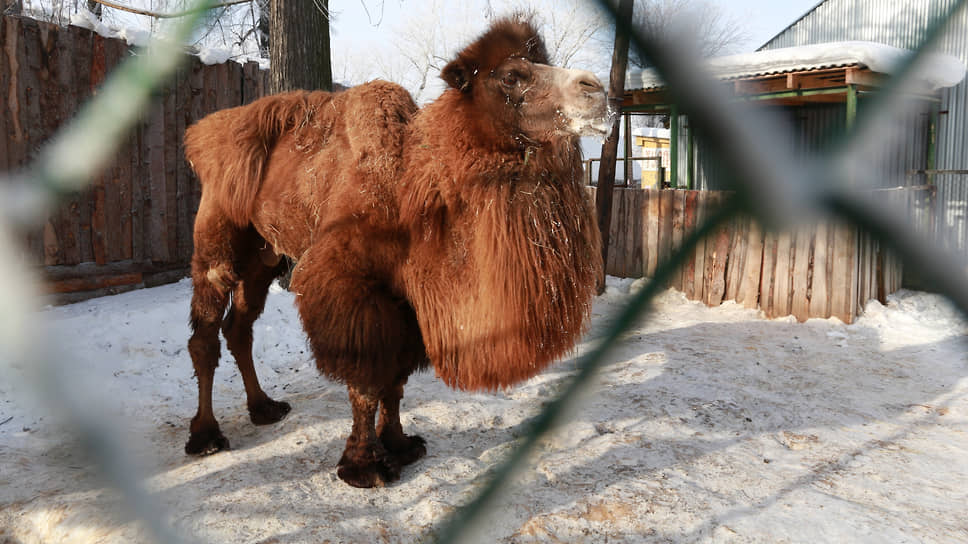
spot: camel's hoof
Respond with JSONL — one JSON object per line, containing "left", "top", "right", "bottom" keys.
{"left": 382, "top": 433, "right": 427, "bottom": 467}
{"left": 336, "top": 449, "right": 402, "bottom": 488}
{"left": 249, "top": 398, "right": 291, "bottom": 426}
{"left": 185, "top": 429, "right": 230, "bottom": 456}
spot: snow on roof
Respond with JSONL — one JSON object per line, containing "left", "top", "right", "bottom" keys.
{"left": 630, "top": 41, "right": 967, "bottom": 92}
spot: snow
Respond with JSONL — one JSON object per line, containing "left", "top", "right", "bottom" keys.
{"left": 70, "top": 7, "right": 151, "bottom": 48}
{"left": 632, "top": 41, "right": 967, "bottom": 92}
{"left": 195, "top": 47, "right": 234, "bottom": 66}
{"left": 1, "top": 276, "right": 967, "bottom": 542}
{"left": 69, "top": 6, "right": 265, "bottom": 68}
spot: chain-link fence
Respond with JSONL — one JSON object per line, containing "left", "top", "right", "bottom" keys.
{"left": 2, "top": 1, "right": 967, "bottom": 542}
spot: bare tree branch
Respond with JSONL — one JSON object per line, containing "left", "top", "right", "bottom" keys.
{"left": 87, "top": 0, "right": 251, "bottom": 19}
{"left": 630, "top": 0, "right": 750, "bottom": 67}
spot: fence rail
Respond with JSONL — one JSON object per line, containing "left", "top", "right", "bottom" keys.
{"left": 583, "top": 156, "right": 666, "bottom": 187}
{"left": 0, "top": 14, "right": 267, "bottom": 301}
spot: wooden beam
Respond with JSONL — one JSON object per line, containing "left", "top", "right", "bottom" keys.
{"left": 845, "top": 67, "right": 884, "bottom": 88}
{"left": 48, "top": 273, "right": 143, "bottom": 294}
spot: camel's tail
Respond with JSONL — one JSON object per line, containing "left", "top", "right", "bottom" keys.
{"left": 184, "top": 91, "right": 329, "bottom": 226}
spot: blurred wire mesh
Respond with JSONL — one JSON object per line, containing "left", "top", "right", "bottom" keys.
{"left": 0, "top": 1, "right": 966, "bottom": 543}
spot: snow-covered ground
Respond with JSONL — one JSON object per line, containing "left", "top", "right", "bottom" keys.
{"left": 1, "top": 276, "right": 967, "bottom": 543}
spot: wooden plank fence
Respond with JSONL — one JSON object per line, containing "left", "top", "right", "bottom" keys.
{"left": 0, "top": 15, "right": 267, "bottom": 302}
{"left": 590, "top": 187, "right": 913, "bottom": 324}
{"left": 0, "top": 14, "right": 919, "bottom": 316}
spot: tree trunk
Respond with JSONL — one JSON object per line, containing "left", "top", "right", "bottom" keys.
{"left": 86, "top": 0, "right": 102, "bottom": 17}
{"left": 595, "top": 0, "right": 634, "bottom": 293}
{"left": 268, "top": 0, "right": 334, "bottom": 290}
{"left": 269, "top": 0, "right": 333, "bottom": 93}
{"left": 257, "top": 0, "right": 270, "bottom": 58}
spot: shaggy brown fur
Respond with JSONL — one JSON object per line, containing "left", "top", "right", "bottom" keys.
{"left": 183, "top": 15, "right": 607, "bottom": 487}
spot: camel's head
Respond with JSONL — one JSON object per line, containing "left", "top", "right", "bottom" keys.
{"left": 441, "top": 16, "right": 611, "bottom": 147}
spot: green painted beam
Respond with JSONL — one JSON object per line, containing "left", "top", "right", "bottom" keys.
{"left": 686, "top": 120, "right": 694, "bottom": 190}
{"left": 846, "top": 84, "right": 858, "bottom": 129}
{"left": 624, "top": 112, "right": 633, "bottom": 184}
{"left": 622, "top": 104, "right": 672, "bottom": 113}
{"left": 670, "top": 103, "right": 679, "bottom": 189}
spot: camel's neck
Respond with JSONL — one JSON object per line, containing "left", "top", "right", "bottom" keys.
{"left": 400, "top": 107, "right": 602, "bottom": 390}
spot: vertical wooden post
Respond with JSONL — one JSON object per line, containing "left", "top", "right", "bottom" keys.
{"left": 595, "top": 0, "right": 634, "bottom": 291}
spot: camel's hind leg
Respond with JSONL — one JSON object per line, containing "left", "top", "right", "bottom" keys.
{"left": 186, "top": 260, "right": 234, "bottom": 455}
{"left": 222, "top": 236, "right": 291, "bottom": 426}
{"left": 185, "top": 199, "right": 241, "bottom": 455}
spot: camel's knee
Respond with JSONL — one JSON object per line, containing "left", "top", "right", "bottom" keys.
{"left": 204, "top": 263, "right": 239, "bottom": 296}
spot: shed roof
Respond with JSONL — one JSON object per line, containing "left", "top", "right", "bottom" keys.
{"left": 629, "top": 41, "right": 966, "bottom": 93}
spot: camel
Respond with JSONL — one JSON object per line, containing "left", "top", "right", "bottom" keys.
{"left": 182, "top": 15, "right": 609, "bottom": 488}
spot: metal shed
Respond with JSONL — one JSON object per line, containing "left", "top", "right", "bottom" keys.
{"left": 601, "top": 36, "right": 965, "bottom": 321}
{"left": 759, "top": 0, "right": 968, "bottom": 254}
{"left": 624, "top": 40, "right": 964, "bottom": 192}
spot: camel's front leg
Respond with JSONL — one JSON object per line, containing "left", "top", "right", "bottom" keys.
{"left": 337, "top": 386, "right": 402, "bottom": 488}
{"left": 378, "top": 379, "right": 426, "bottom": 467}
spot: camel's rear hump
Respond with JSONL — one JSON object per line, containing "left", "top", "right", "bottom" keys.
{"left": 186, "top": 84, "right": 417, "bottom": 228}
{"left": 185, "top": 91, "right": 336, "bottom": 226}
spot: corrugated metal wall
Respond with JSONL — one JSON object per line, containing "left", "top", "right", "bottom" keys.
{"left": 762, "top": 1, "right": 951, "bottom": 51}
{"left": 685, "top": 101, "right": 931, "bottom": 192}
{"left": 760, "top": 0, "right": 968, "bottom": 255}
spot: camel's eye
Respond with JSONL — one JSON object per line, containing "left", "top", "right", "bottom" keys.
{"left": 501, "top": 72, "right": 519, "bottom": 87}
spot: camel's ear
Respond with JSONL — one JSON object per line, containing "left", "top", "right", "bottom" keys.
{"left": 441, "top": 57, "right": 473, "bottom": 92}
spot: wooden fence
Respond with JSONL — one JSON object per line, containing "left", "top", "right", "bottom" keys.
{"left": 0, "top": 15, "right": 266, "bottom": 302}
{"left": 591, "top": 187, "right": 917, "bottom": 324}
{"left": 0, "top": 15, "right": 920, "bottom": 316}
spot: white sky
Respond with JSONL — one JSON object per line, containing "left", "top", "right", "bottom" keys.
{"left": 724, "top": 0, "right": 821, "bottom": 50}
{"left": 321, "top": 0, "right": 821, "bottom": 98}
{"left": 329, "top": 0, "right": 821, "bottom": 54}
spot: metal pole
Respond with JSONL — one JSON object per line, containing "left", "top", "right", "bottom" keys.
{"left": 670, "top": 103, "right": 679, "bottom": 189}
{"left": 846, "top": 84, "right": 858, "bottom": 186}
{"left": 624, "top": 112, "right": 633, "bottom": 185}
{"left": 686, "top": 118, "right": 694, "bottom": 190}
{"left": 846, "top": 84, "right": 858, "bottom": 129}
{"left": 927, "top": 103, "right": 939, "bottom": 186}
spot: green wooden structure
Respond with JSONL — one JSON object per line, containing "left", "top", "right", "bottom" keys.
{"left": 620, "top": 62, "right": 944, "bottom": 190}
